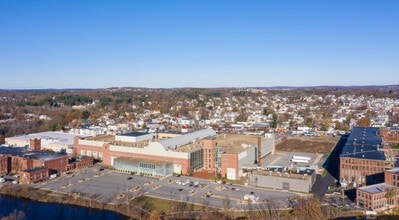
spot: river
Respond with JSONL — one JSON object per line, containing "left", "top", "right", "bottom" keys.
{"left": 0, "top": 195, "right": 129, "bottom": 220}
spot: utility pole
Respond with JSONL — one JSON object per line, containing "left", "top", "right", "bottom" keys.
{"left": 341, "top": 187, "right": 345, "bottom": 208}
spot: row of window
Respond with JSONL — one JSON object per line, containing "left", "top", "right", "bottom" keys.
{"left": 342, "top": 159, "right": 383, "bottom": 166}
{"left": 80, "top": 150, "right": 103, "bottom": 159}
{"left": 341, "top": 164, "right": 383, "bottom": 172}
{"left": 358, "top": 192, "right": 373, "bottom": 200}
{"left": 359, "top": 192, "right": 392, "bottom": 201}
{"left": 139, "top": 162, "right": 156, "bottom": 170}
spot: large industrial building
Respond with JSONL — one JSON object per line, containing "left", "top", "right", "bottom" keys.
{"left": 381, "top": 128, "right": 399, "bottom": 145}
{"left": 74, "top": 128, "right": 275, "bottom": 179}
{"left": 74, "top": 129, "right": 215, "bottom": 177}
{"left": 5, "top": 131, "right": 80, "bottom": 155}
{"left": 0, "top": 146, "right": 69, "bottom": 175}
{"left": 205, "top": 133, "right": 275, "bottom": 180}
{"left": 356, "top": 168, "right": 399, "bottom": 211}
{"left": 339, "top": 127, "right": 395, "bottom": 187}
{"left": 251, "top": 167, "right": 316, "bottom": 193}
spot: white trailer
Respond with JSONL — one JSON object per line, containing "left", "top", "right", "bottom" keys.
{"left": 292, "top": 156, "right": 311, "bottom": 161}
{"left": 291, "top": 159, "right": 309, "bottom": 164}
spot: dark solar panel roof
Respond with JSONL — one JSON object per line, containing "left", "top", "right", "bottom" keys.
{"left": 346, "top": 127, "right": 381, "bottom": 146}
{"left": 0, "top": 146, "right": 67, "bottom": 161}
{"left": 0, "top": 146, "right": 26, "bottom": 157}
{"left": 120, "top": 132, "right": 148, "bottom": 137}
{"left": 340, "top": 127, "right": 385, "bottom": 160}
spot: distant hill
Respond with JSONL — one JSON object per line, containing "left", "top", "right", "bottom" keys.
{"left": 1, "top": 84, "right": 398, "bottom": 92}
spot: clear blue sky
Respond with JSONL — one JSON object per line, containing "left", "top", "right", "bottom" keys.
{"left": 1, "top": 1, "right": 398, "bottom": 89}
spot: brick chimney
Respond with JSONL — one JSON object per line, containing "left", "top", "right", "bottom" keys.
{"left": 30, "top": 138, "right": 41, "bottom": 151}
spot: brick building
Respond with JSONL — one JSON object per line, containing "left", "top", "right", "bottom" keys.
{"left": 203, "top": 138, "right": 217, "bottom": 172}
{"left": 356, "top": 183, "right": 394, "bottom": 211}
{"left": 221, "top": 154, "right": 239, "bottom": 180}
{"left": 218, "top": 134, "right": 275, "bottom": 180}
{"left": 30, "top": 138, "right": 41, "bottom": 151}
{"left": 74, "top": 129, "right": 275, "bottom": 179}
{"left": 381, "top": 128, "right": 399, "bottom": 145}
{"left": 74, "top": 129, "right": 216, "bottom": 176}
{"left": 340, "top": 127, "right": 387, "bottom": 187}
{"left": 66, "top": 156, "right": 93, "bottom": 171}
{"left": 5, "top": 131, "right": 79, "bottom": 155}
{"left": 356, "top": 168, "right": 399, "bottom": 211}
{"left": 0, "top": 146, "right": 68, "bottom": 175}
{"left": 0, "top": 154, "right": 7, "bottom": 175}
{"left": 19, "top": 166, "right": 49, "bottom": 184}
{"left": 384, "top": 167, "right": 399, "bottom": 186}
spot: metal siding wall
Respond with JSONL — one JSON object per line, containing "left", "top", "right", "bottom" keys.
{"left": 255, "top": 174, "right": 313, "bottom": 193}
{"left": 261, "top": 135, "right": 274, "bottom": 157}
{"left": 238, "top": 147, "right": 256, "bottom": 168}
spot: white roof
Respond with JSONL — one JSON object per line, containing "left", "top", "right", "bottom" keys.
{"left": 159, "top": 128, "right": 216, "bottom": 151}
{"left": 9, "top": 131, "right": 80, "bottom": 146}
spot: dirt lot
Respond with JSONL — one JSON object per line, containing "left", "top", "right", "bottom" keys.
{"left": 276, "top": 136, "right": 339, "bottom": 154}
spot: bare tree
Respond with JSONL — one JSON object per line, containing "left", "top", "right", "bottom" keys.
{"left": 222, "top": 195, "right": 231, "bottom": 211}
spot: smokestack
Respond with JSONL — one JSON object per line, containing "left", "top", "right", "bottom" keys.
{"left": 258, "top": 137, "right": 262, "bottom": 167}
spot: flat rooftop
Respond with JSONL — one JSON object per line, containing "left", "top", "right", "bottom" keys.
{"left": 84, "top": 134, "right": 161, "bottom": 148}
{"left": 7, "top": 131, "right": 79, "bottom": 146}
{"left": 215, "top": 133, "right": 262, "bottom": 154}
{"left": 358, "top": 183, "right": 392, "bottom": 194}
{"left": 85, "top": 135, "right": 115, "bottom": 142}
{"left": 0, "top": 146, "right": 67, "bottom": 161}
{"left": 254, "top": 167, "right": 315, "bottom": 180}
{"left": 262, "top": 151, "right": 322, "bottom": 168}
{"left": 340, "top": 127, "right": 385, "bottom": 160}
{"left": 386, "top": 167, "right": 399, "bottom": 175}
{"left": 118, "top": 132, "right": 148, "bottom": 137}
{"left": 164, "top": 133, "right": 263, "bottom": 153}
{"left": 82, "top": 130, "right": 262, "bottom": 154}
{"left": 173, "top": 141, "right": 203, "bottom": 153}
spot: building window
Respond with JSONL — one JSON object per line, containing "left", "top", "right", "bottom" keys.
{"left": 139, "top": 162, "right": 155, "bottom": 170}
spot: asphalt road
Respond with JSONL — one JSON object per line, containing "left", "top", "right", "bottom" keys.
{"left": 35, "top": 164, "right": 298, "bottom": 210}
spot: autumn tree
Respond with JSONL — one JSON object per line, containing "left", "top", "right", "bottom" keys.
{"left": 235, "top": 111, "right": 248, "bottom": 122}
{"left": 356, "top": 117, "right": 371, "bottom": 127}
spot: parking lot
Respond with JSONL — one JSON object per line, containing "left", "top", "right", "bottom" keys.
{"left": 35, "top": 164, "right": 298, "bottom": 210}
